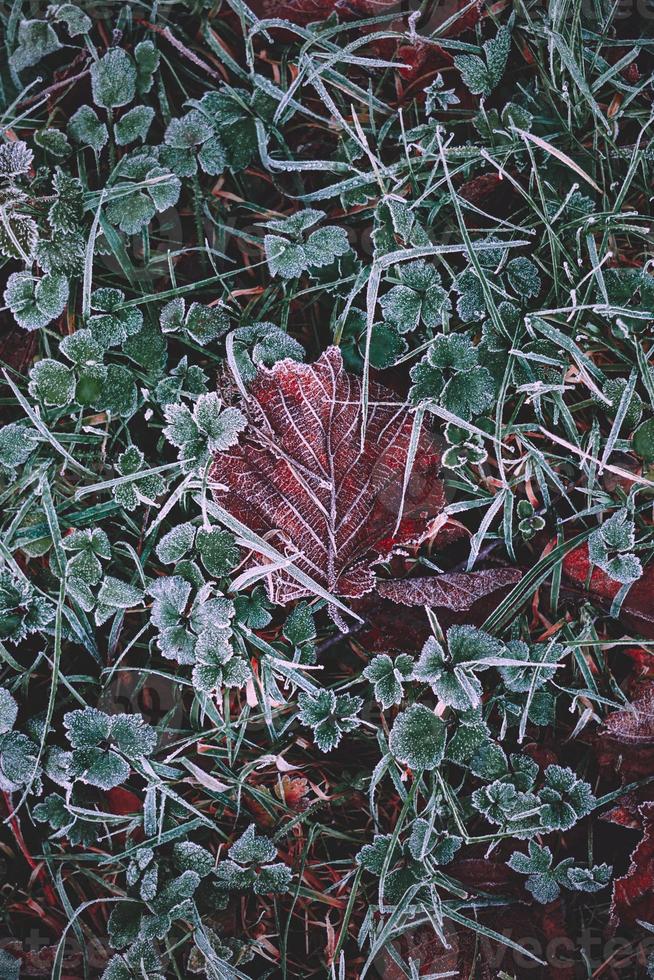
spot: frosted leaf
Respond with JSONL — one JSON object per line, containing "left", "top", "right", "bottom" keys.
{"left": 388, "top": 704, "right": 446, "bottom": 770}
{"left": 196, "top": 528, "right": 239, "bottom": 577}
{"left": 28, "top": 359, "right": 75, "bottom": 407}
{"left": 0, "top": 423, "right": 37, "bottom": 471}
{"left": 34, "top": 129, "right": 71, "bottom": 159}
{"left": 5, "top": 272, "right": 69, "bottom": 331}
{"left": 210, "top": 347, "right": 444, "bottom": 605}
{"left": 454, "top": 24, "right": 511, "bottom": 96}
{"left": 97, "top": 576, "right": 144, "bottom": 610}
{"left": 506, "top": 256, "right": 541, "bottom": 299}
{"left": 10, "top": 20, "right": 62, "bottom": 72}
{"left": 155, "top": 523, "right": 196, "bottom": 564}
{"left": 115, "top": 106, "right": 155, "bottom": 146}
{"left": 106, "top": 191, "right": 156, "bottom": 235}
{"left": 0, "top": 141, "right": 33, "bottom": 177}
{"left": 297, "top": 689, "right": 363, "bottom": 752}
{"left": 146, "top": 167, "right": 181, "bottom": 212}
{"left": 0, "top": 688, "right": 18, "bottom": 735}
{"left": 91, "top": 48, "right": 137, "bottom": 109}
{"left": 164, "top": 111, "right": 214, "bottom": 148}
{"left": 50, "top": 4, "right": 92, "bottom": 35}
{"left": 0, "top": 204, "right": 38, "bottom": 260}
{"left": 363, "top": 654, "right": 413, "bottom": 709}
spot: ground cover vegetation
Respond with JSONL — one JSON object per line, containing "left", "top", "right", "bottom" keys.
{"left": 1, "top": 0, "right": 654, "bottom": 976}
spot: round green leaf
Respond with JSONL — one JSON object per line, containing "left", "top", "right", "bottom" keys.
{"left": 389, "top": 704, "right": 447, "bottom": 771}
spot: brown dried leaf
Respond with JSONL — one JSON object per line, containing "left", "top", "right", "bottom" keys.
{"left": 377, "top": 568, "right": 522, "bottom": 608}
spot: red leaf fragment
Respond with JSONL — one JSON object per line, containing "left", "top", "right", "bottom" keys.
{"left": 563, "top": 542, "right": 654, "bottom": 639}
{"left": 211, "top": 347, "right": 444, "bottom": 605}
{"left": 104, "top": 786, "right": 142, "bottom": 814}
{"left": 459, "top": 172, "right": 504, "bottom": 204}
{"left": 353, "top": 567, "right": 521, "bottom": 654}
{"left": 611, "top": 802, "right": 654, "bottom": 930}
{"left": 596, "top": 679, "right": 654, "bottom": 780}
{"left": 377, "top": 567, "right": 522, "bottom": 608}
{"left": 0, "top": 321, "right": 37, "bottom": 376}
{"left": 601, "top": 787, "right": 654, "bottom": 830}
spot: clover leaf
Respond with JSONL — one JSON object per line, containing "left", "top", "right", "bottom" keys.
{"left": 160, "top": 297, "right": 229, "bottom": 346}
{"left": 412, "top": 627, "right": 504, "bottom": 711}
{"left": 538, "top": 765, "right": 595, "bottom": 831}
{"left": 64, "top": 528, "right": 111, "bottom": 610}
{"left": 192, "top": 629, "right": 251, "bottom": 693}
{"left": 454, "top": 24, "right": 511, "bottom": 97}
{"left": 297, "top": 689, "right": 363, "bottom": 752}
{"left": 508, "top": 841, "right": 611, "bottom": 904}
{"left": 499, "top": 640, "right": 565, "bottom": 693}
{"left": 149, "top": 576, "right": 234, "bottom": 665}
{"left": 163, "top": 393, "right": 246, "bottom": 472}
{"left": 0, "top": 570, "right": 53, "bottom": 644}
{"left": 380, "top": 260, "right": 450, "bottom": 333}
{"left": 63, "top": 707, "right": 157, "bottom": 789}
{"left": 113, "top": 446, "right": 167, "bottom": 512}
{"left": 5, "top": 271, "right": 69, "bottom": 331}
{"left": 407, "top": 818, "right": 462, "bottom": 865}
{"left": 264, "top": 210, "right": 349, "bottom": 279}
{"left": 472, "top": 779, "right": 539, "bottom": 830}
{"left": 588, "top": 509, "right": 643, "bottom": 584}
{"left": 363, "top": 653, "right": 414, "bottom": 709}
{"left": 229, "top": 322, "right": 305, "bottom": 383}
{"left": 410, "top": 333, "right": 494, "bottom": 421}
{"left": 215, "top": 825, "right": 292, "bottom": 895}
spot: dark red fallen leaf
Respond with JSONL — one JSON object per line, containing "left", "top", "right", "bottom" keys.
{"left": 0, "top": 937, "right": 99, "bottom": 978}
{"left": 377, "top": 568, "right": 521, "bottom": 608}
{"left": 459, "top": 172, "right": 504, "bottom": 204}
{"left": 353, "top": 567, "right": 521, "bottom": 653}
{"left": 596, "top": 679, "right": 654, "bottom": 780}
{"left": 104, "top": 786, "right": 142, "bottom": 814}
{"left": 611, "top": 801, "right": 654, "bottom": 930}
{"left": 563, "top": 542, "right": 654, "bottom": 639}
{"left": 601, "top": 787, "right": 654, "bottom": 830}
{"left": 211, "top": 347, "right": 444, "bottom": 605}
{"left": 0, "top": 319, "right": 37, "bottom": 377}
{"left": 252, "top": 0, "right": 481, "bottom": 29}
{"left": 374, "top": 859, "right": 574, "bottom": 979}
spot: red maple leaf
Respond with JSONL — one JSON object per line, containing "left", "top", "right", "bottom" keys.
{"left": 211, "top": 347, "right": 445, "bottom": 605}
